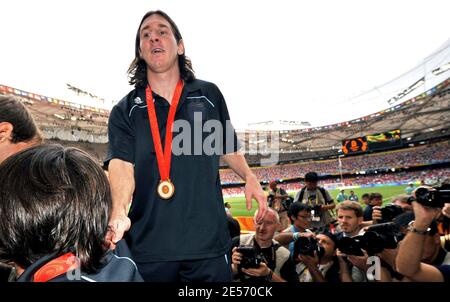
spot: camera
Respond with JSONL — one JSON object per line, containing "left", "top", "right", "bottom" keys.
{"left": 282, "top": 196, "right": 294, "bottom": 211}
{"left": 293, "top": 236, "right": 324, "bottom": 260}
{"left": 410, "top": 184, "right": 450, "bottom": 208}
{"left": 312, "top": 204, "right": 322, "bottom": 213}
{"left": 236, "top": 246, "right": 263, "bottom": 269}
{"left": 337, "top": 222, "right": 404, "bottom": 256}
{"left": 337, "top": 236, "right": 365, "bottom": 256}
{"left": 361, "top": 222, "right": 404, "bottom": 255}
{"left": 379, "top": 204, "right": 404, "bottom": 223}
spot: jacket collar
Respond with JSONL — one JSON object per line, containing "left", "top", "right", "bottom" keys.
{"left": 137, "top": 79, "right": 203, "bottom": 113}
{"left": 17, "top": 252, "right": 63, "bottom": 282}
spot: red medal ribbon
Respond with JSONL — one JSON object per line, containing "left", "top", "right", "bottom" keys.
{"left": 145, "top": 79, "right": 184, "bottom": 182}
{"left": 33, "top": 252, "right": 77, "bottom": 282}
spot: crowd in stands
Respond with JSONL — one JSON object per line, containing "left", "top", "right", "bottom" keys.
{"left": 220, "top": 141, "right": 450, "bottom": 184}
{"left": 222, "top": 167, "right": 450, "bottom": 197}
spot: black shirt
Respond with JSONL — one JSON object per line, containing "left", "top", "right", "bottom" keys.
{"left": 105, "top": 79, "right": 240, "bottom": 262}
{"left": 437, "top": 265, "right": 450, "bottom": 282}
{"left": 363, "top": 205, "right": 374, "bottom": 221}
{"left": 432, "top": 248, "right": 449, "bottom": 266}
{"left": 226, "top": 215, "right": 241, "bottom": 239}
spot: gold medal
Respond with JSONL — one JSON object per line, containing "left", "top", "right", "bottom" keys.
{"left": 146, "top": 80, "right": 183, "bottom": 202}
{"left": 157, "top": 179, "right": 175, "bottom": 199}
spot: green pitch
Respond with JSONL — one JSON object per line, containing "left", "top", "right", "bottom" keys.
{"left": 224, "top": 185, "right": 408, "bottom": 217}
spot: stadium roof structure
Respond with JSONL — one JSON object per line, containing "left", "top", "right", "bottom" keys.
{"left": 1, "top": 77, "right": 449, "bottom": 148}
{"left": 241, "top": 39, "right": 450, "bottom": 154}
{"left": 239, "top": 77, "right": 450, "bottom": 155}
{"left": 246, "top": 120, "right": 312, "bottom": 131}
{"left": 0, "top": 84, "right": 109, "bottom": 143}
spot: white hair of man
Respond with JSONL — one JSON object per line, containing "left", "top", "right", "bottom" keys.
{"left": 254, "top": 208, "right": 280, "bottom": 224}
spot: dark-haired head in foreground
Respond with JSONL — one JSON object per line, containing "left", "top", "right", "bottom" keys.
{"left": 0, "top": 94, "right": 42, "bottom": 164}
{"left": 0, "top": 144, "right": 110, "bottom": 276}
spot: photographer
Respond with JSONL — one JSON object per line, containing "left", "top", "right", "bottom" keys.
{"left": 334, "top": 201, "right": 368, "bottom": 282}
{"left": 294, "top": 172, "right": 336, "bottom": 231}
{"left": 372, "top": 195, "right": 412, "bottom": 224}
{"left": 346, "top": 212, "right": 450, "bottom": 282}
{"left": 336, "top": 206, "right": 401, "bottom": 282}
{"left": 268, "top": 181, "right": 290, "bottom": 231}
{"left": 438, "top": 179, "right": 450, "bottom": 235}
{"left": 336, "top": 201, "right": 365, "bottom": 238}
{"left": 231, "top": 208, "right": 297, "bottom": 282}
{"left": 397, "top": 212, "right": 450, "bottom": 266}
{"left": 390, "top": 194, "right": 413, "bottom": 211}
{"left": 363, "top": 193, "right": 383, "bottom": 221}
{"left": 274, "top": 203, "right": 314, "bottom": 254}
{"left": 294, "top": 231, "right": 340, "bottom": 282}
{"left": 395, "top": 194, "right": 450, "bottom": 281}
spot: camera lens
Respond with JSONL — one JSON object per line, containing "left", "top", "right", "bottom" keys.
{"left": 361, "top": 231, "right": 385, "bottom": 255}
{"left": 337, "top": 236, "right": 364, "bottom": 256}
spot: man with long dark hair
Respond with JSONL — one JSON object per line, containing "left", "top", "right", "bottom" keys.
{"left": 105, "top": 10, "right": 267, "bottom": 281}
